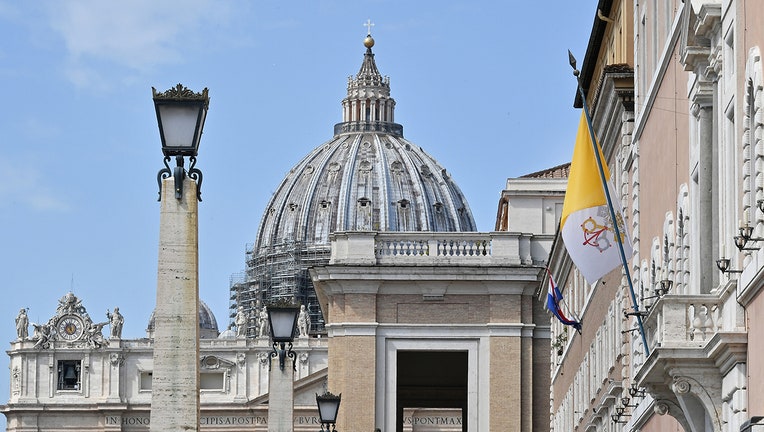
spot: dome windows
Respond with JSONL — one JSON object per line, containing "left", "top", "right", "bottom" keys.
{"left": 358, "top": 197, "right": 372, "bottom": 207}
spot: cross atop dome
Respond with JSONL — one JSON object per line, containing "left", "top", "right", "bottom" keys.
{"left": 364, "top": 19, "right": 374, "bottom": 36}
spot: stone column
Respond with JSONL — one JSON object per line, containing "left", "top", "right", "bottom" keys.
{"left": 268, "top": 356, "right": 295, "bottom": 432}
{"left": 151, "top": 176, "right": 200, "bottom": 432}
{"left": 696, "top": 100, "right": 715, "bottom": 293}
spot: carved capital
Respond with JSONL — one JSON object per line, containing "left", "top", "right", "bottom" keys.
{"left": 690, "top": 80, "right": 715, "bottom": 108}
{"left": 109, "top": 353, "right": 125, "bottom": 367}
{"left": 654, "top": 402, "right": 670, "bottom": 416}
{"left": 690, "top": 103, "right": 702, "bottom": 117}
{"left": 258, "top": 352, "right": 270, "bottom": 368}
{"left": 673, "top": 378, "right": 691, "bottom": 394}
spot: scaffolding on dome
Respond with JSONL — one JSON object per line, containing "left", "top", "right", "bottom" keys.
{"left": 228, "top": 240, "right": 330, "bottom": 337}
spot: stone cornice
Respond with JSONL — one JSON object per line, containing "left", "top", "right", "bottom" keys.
{"left": 372, "top": 323, "right": 533, "bottom": 339}
{"left": 704, "top": 331, "right": 747, "bottom": 375}
{"left": 311, "top": 264, "right": 541, "bottom": 293}
{"left": 737, "top": 244, "right": 764, "bottom": 306}
{"left": 694, "top": 3, "right": 722, "bottom": 40}
{"left": 326, "top": 322, "right": 378, "bottom": 337}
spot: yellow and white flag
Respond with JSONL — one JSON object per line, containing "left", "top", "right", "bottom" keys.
{"left": 561, "top": 112, "right": 632, "bottom": 284}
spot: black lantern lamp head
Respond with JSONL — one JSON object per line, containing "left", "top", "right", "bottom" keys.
{"left": 153, "top": 84, "right": 209, "bottom": 201}
{"left": 736, "top": 220, "right": 763, "bottom": 250}
{"left": 266, "top": 304, "right": 300, "bottom": 371}
{"left": 316, "top": 391, "right": 341, "bottom": 432}
{"left": 658, "top": 278, "right": 673, "bottom": 295}
{"left": 628, "top": 383, "right": 645, "bottom": 398}
{"left": 716, "top": 257, "right": 743, "bottom": 274}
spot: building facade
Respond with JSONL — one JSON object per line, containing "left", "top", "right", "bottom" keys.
{"left": 310, "top": 163, "right": 568, "bottom": 431}
{"left": 2, "top": 33, "right": 565, "bottom": 432}
{"left": 549, "top": 0, "right": 764, "bottom": 431}
{"left": 0, "top": 292, "right": 330, "bottom": 431}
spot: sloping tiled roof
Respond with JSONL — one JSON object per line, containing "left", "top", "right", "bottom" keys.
{"left": 519, "top": 162, "right": 571, "bottom": 179}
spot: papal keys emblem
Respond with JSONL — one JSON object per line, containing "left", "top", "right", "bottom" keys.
{"left": 580, "top": 207, "right": 627, "bottom": 253}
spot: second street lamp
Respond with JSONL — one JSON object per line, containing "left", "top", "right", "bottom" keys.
{"left": 265, "top": 303, "right": 300, "bottom": 432}
{"left": 316, "top": 391, "right": 342, "bottom": 432}
{"left": 266, "top": 305, "right": 300, "bottom": 371}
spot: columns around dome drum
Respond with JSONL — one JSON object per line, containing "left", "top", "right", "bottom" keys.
{"left": 345, "top": 98, "right": 392, "bottom": 123}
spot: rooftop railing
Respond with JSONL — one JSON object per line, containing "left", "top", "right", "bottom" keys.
{"left": 329, "top": 231, "right": 554, "bottom": 266}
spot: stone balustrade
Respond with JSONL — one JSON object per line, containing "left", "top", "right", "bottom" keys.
{"left": 328, "top": 231, "right": 554, "bottom": 266}
{"left": 643, "top": 294, "right": 722, "bottom": 352}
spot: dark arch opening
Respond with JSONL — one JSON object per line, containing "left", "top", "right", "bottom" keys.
{"left": 396, "top": 350, "right": 467, "bottom": 432}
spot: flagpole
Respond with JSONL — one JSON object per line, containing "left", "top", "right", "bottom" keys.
{"left": 568, "top": 51, "right": 650, "bottom": 358}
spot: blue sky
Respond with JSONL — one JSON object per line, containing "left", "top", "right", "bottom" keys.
{"left": 0, "top": 0, "right": 594, "bottom": 423}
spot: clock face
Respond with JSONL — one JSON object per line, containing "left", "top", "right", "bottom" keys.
{"left": 57, "top": 315, "right": 84, "bottom": 341}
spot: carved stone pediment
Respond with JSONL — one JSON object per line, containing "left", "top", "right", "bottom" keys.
{"left": 200, "top": 355, "right": 236, "bottom": 370}
{"left": 679, "top": 1, "right": 721, "bottom": 73}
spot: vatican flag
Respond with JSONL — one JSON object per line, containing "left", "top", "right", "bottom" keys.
{"left": 560, "top": 112, "right": 632, "bottom": 284}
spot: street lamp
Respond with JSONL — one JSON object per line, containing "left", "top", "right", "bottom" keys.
{"left": 267, "top": 305, "right": 300, "bottom": 371}
{"left": 153, "top": 84, "right": 209, "bottom": 201}
{"left": 150, "top": 84, "right": 209, "bottom": 432}
{"left": 150, "top": 83, "right": 209, "bottom": 432}
{"left": 316, "top": 392, "right": 342, "bottom": 432}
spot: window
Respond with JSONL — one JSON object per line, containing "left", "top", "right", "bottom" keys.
{"left": 57, "top": 360, "right": 81, "bottom": 391}
{"left": 140, "top": 372, "right": 153, "bottom": 391}
{"left": 139, "top": 371, "right": 225, "bottom": 392}
{"left": 200, "top": 373, "right": 225, "bottom": 391}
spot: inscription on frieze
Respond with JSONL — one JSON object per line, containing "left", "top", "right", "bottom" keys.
{"left": 402, "top": 408, "right": 462, "bottom": 431}
{"left": 106, "top": 415, "right": 321, "bottom": 428}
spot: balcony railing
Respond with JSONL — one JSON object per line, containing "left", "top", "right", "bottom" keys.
{"left": 328, "top": 231, "right": 554, "bottom": 266}
{"left": 376, "top": 237, "right": 490, "bottom": 257}
{"left": 643, "top": 294, "right": 722, "bottom": 352}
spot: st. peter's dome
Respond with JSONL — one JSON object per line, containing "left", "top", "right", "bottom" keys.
{"left": 233, "top": 34, "right": 477, "bottom": 334}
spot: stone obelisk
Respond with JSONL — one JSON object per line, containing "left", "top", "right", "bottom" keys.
{"left": 151, "top": 176, "right": 200, "bottom": 431}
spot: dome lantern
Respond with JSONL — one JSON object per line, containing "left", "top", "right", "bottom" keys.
{"left": 335, "top": 31, "right": 401, "bottom": 137}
